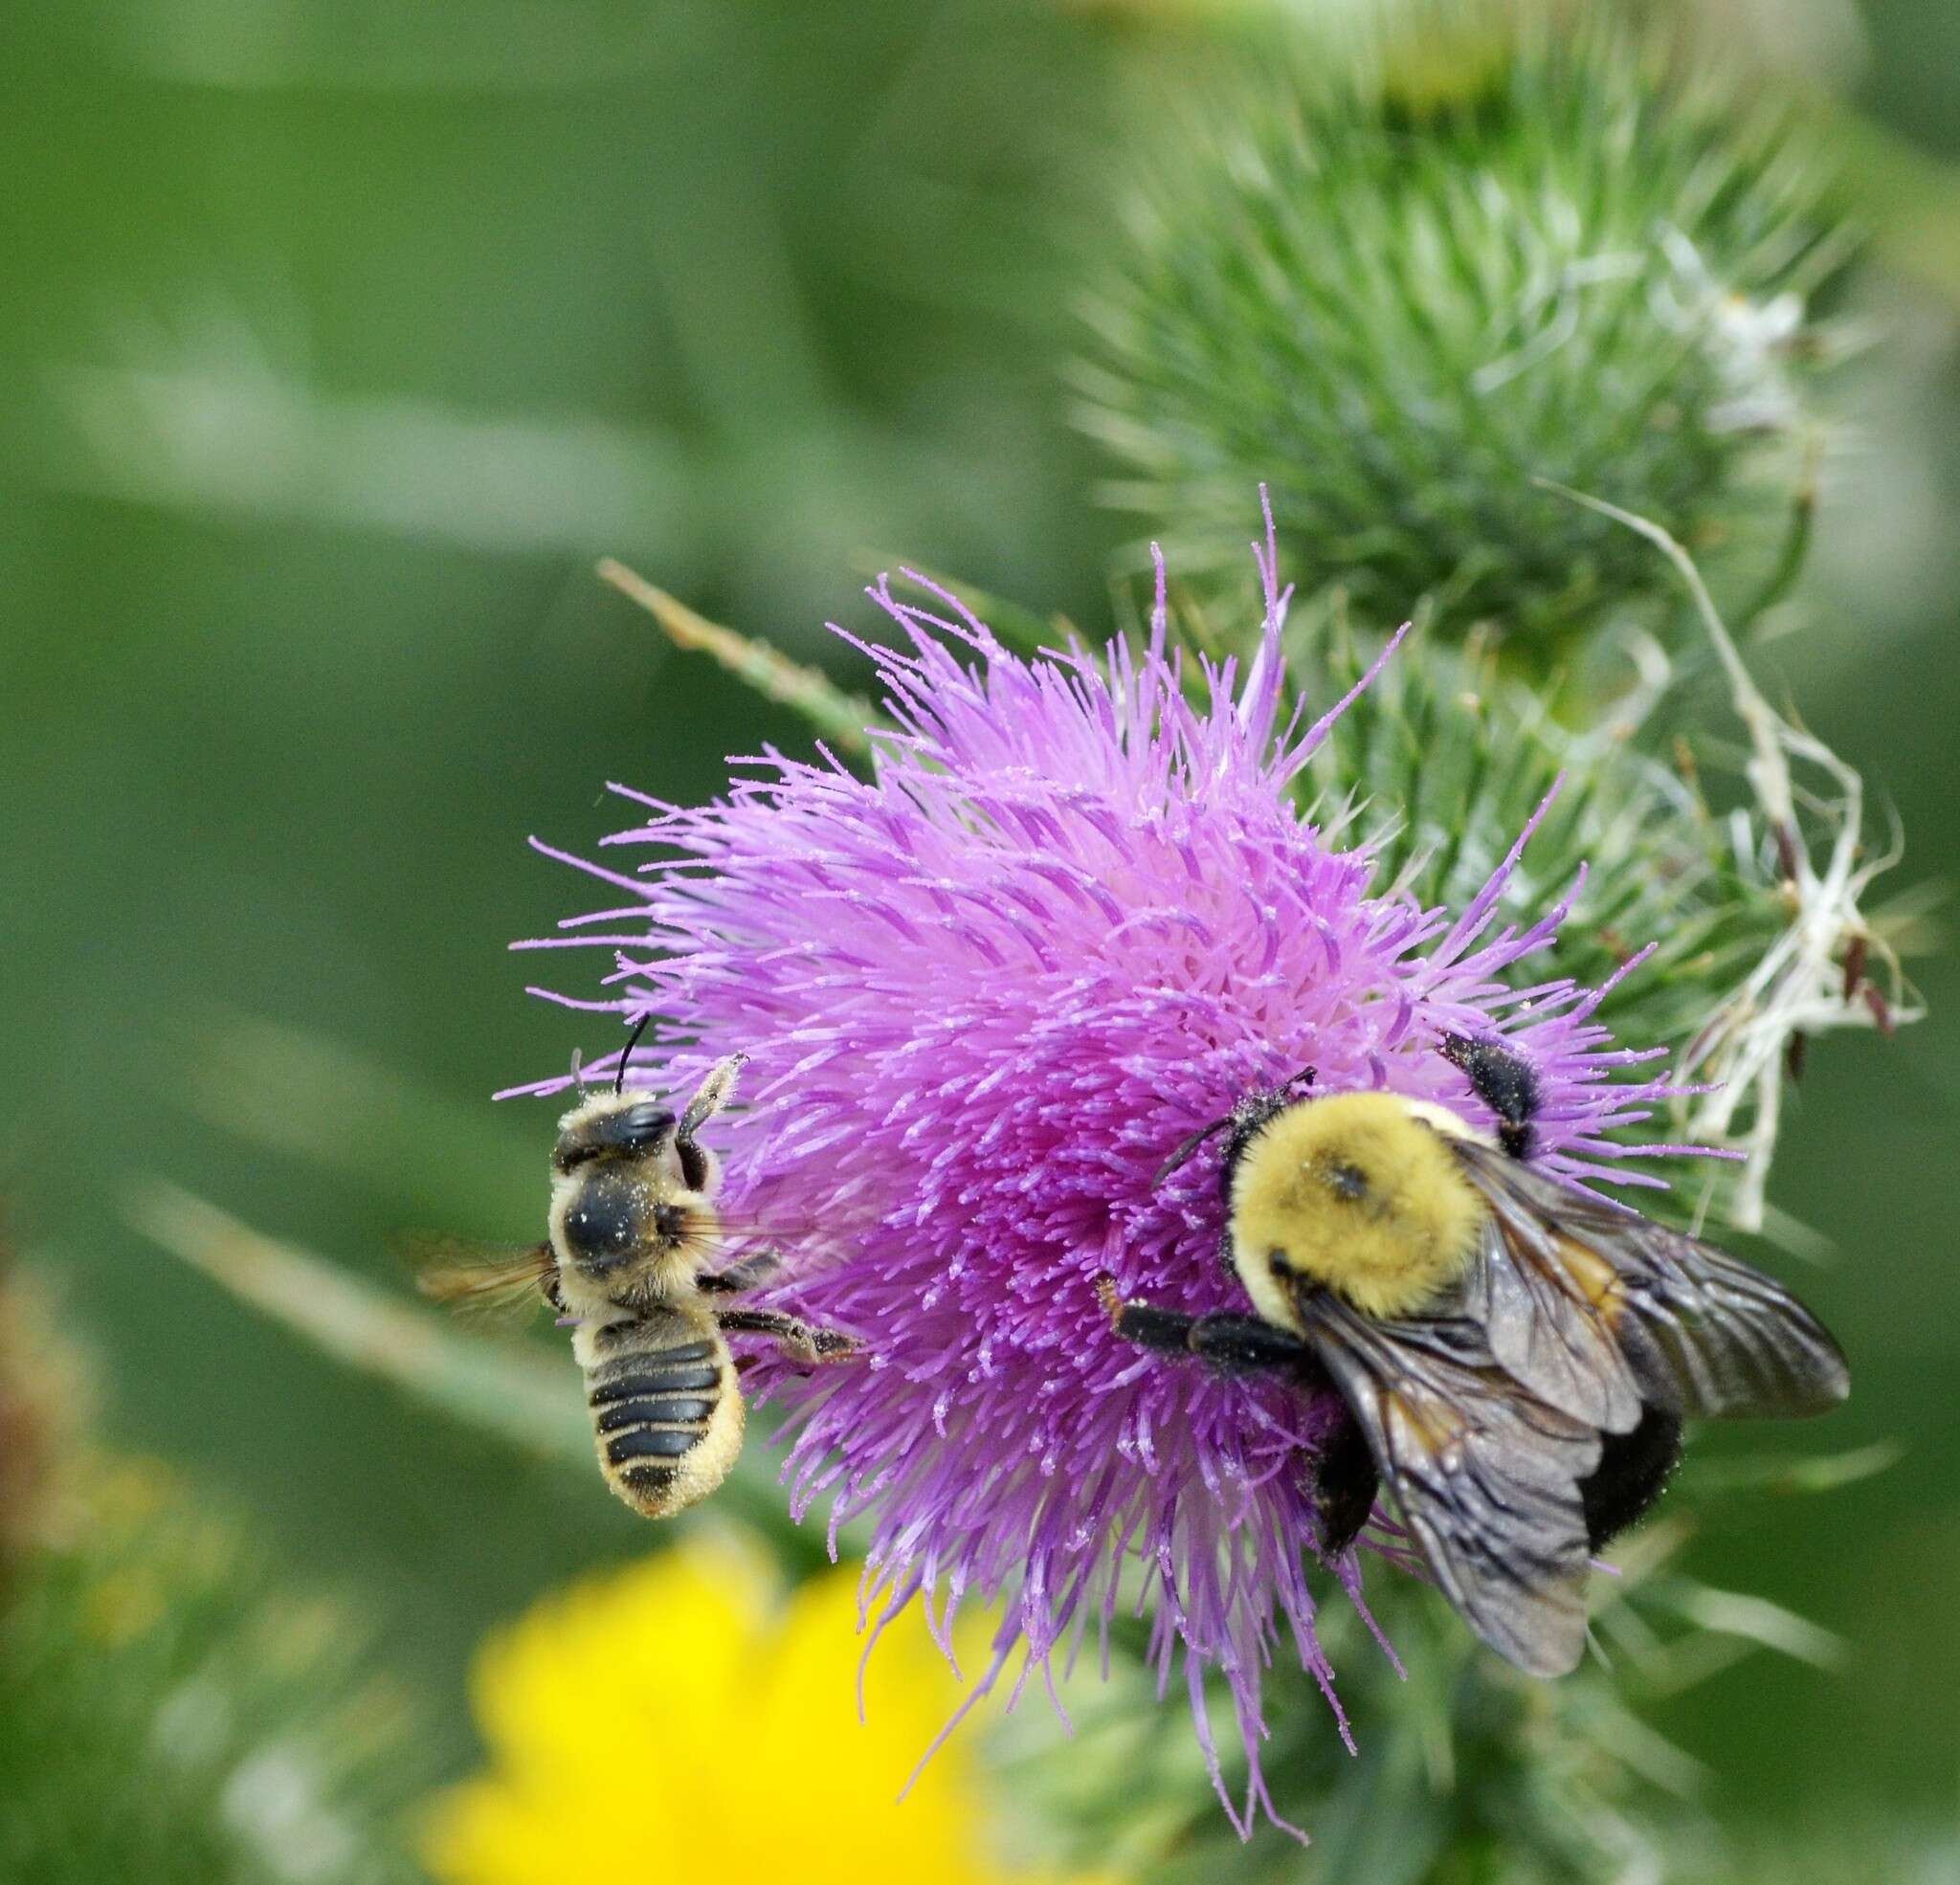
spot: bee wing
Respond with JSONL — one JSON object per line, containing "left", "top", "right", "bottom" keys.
{"left": 1458, "top": 1144, "right": 1850, "bottom": 1421}
{"left": 411, "top": 1238, "right": 557, "bottom": 1321}
{"left": 1303, "top": 1290, "right": 1601, "bottom": 1677}
{"left": 1457, "top": 1156, "right": 1647, "bottom": 1433}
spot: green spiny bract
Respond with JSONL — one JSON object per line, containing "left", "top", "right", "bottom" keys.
{"left": 986, "top": 1514, "right": 1811, "bottom": 1885}
{"left": 1078, "top": 6, "right": 1850, "bottom": 657}
{"left": 1303, "top": 624, "right": 1790, "bottom": 1060}
{"left": 1296, "top": 617, "right": 1858, "bottom": 1231}
{"left": 0, "top": 1266, "right": 421, "bottom": 1885}
{"left": 0, "top": 1473, "right": 424, "bottom": 1885}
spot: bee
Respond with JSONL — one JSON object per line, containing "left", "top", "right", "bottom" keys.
{"left": 1100, "top": 1034, "right": 1850, "bottom": 1675}
{"left": 424, "top": 1039, "right": 861, "bottom": 1519}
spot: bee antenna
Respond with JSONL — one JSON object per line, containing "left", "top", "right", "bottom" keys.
{"left": 1153, "top": 1066, "right": 1314, "bottom": 1187}
{"left": 614, "top": 1011, "right": 654, "bottom": 1096}
{"left": 1154, "top": 1116, "right": 1233, "bottom": 1186}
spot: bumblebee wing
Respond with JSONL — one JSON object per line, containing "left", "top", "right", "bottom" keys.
{"left": 1456, "top": 1150, "right": 1646, "bottom": 1432}
{"left": 1303, "top": 1290, "right": 1601, "bottom": 1677}
{"left": 1459, "top": 1145, "right": 1849, "bottom": 1421}
{"left": 412, "top": 1238, "right": 557, "bottom": 1321}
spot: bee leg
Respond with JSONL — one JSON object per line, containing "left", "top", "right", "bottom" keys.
{"left": 1437, "top": 1032, "right": 1541, "bottom": 1162}
{"left": 699, "top": 1248, "right": 784, "bottom": 1295}
{"left": 1095, "top": 1277, "right": 1317, "bottom": 1376}
{"left": 674, "top": 1053, "right": 747, "bottom": 1190}
{"left": 1580, "top": 1404, "right": 1684, "bottom": 1550}
{"left": 715, "top": 1305, "right": 861, "bottom": 1364}
{"left": 1313, "top": 1407, "right": 1380, "bottom": 1562}
{"left": 679, "top": 1053, "right": 746, "bottom": 1138}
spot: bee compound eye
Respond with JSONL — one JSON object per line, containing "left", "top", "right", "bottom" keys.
{"left": 614, "top": 1102, "right": 677, "bottom": 1149}
{"left": 557, "top": 1103, "right": 677, "bottom": 1172}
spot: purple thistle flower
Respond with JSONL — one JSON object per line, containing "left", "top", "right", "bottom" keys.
{"left": 514, "top": 500, "right": 1690, "bottom": 1834}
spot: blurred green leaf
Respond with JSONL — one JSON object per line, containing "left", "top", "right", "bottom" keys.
{"left": 1677, "top": 1440, "right": 1904, "bottom": 1499}
{"left": 126, "top": 1179, "right": 587, "bottom": 1464}
{"left": 182, "top": 1009, "right": 537, "bottom": 1230}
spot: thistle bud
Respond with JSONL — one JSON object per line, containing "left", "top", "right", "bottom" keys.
{"left": 1079, "top": 7, "right": 1850, "bottom": 655}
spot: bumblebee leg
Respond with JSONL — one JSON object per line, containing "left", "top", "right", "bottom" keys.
{"left": 1437, "top": 1032, "right": 1541, "bottom": 1162}
{"left": 715, "top": 1305, "right": 861, "bottom": 1364}
{"left": 1580, "top": 1404, "right": 1684, "bottom": 1549}
{"left": 1096, "top": 1277, "right": 1315, "bottom": 1375}
{"left": 700, "top": 1248, "right": 785, "bottom": 1295}
{"left": 1187, "top": 1314, "right": 1320, "bottom": 1373}
{"left": 1314, "top": 1407, "right": 1380, "bottom": 1562}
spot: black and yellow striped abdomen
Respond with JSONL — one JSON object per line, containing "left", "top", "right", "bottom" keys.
{"left": 576, "top": 1310, "right": 746, "bottom": 1519}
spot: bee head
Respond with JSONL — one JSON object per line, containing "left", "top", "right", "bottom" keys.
{"left": 548, "top": 1090, "right": 715, "bottom": 1297}
{"left": 551, "top": 1094, "right": 678, "bottom": 1175}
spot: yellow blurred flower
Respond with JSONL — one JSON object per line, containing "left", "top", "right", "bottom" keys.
{"left": 423, "top": 1536, "right": 1122, "bottom": 1885}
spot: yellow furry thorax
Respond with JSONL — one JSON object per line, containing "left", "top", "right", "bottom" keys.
{"left": 1226, "top": 1091, "right": 1489, "bottom": 1323}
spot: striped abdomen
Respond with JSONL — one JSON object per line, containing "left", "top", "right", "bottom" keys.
{"left": 579, "top": 1312, "right": 745, "bottom": 1519}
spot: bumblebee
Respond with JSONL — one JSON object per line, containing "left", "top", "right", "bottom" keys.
{"left": 1102, "top": 1034, "right": 1849, "bottom": 1675}
{"left": 426, "top": 1039, "right": 860, "bottom": 1519}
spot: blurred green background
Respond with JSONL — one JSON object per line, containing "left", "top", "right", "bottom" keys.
{"left": 2, "top": 0, "right": 1956, "bottom": 1851}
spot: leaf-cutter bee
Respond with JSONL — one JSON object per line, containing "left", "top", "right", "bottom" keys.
{"left": 425, "top": 1037, "right": 861, "bottom": 1519}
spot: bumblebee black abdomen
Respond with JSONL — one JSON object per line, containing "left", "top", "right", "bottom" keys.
{"left": 583, "top": 1327, "right": 745, "bottom": 1519}
{"left": 1578, "top": 1402, "right": 1683, "bottom": 1549}
{"left": 1312, "top": 1405, "right": 1381, "bottom": 1562}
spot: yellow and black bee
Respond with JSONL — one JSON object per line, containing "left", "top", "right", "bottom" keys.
{"left": 1101, "top": 1034, "right": 1849, "bottom": 1676}
{"left": 425, "top": 1039, "right": 860, "bottom": 1519}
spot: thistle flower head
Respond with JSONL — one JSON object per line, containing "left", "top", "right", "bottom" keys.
{"left": 519, "top": 506, "right": 1686, "bottom": 1832}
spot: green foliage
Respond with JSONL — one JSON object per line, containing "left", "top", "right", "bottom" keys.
{"left": 0, "top": 1252, "right": 418, "bottom": 1884}
{"left": 0, "top": 1268, "right": 75, "bottom": 1582}
{"left": 598, "top": 558, "right": 877, "bottom": 762}
{"left": 991, "top": 1512, "right": 1845, "bottom": 1885}
{"left": 1663, "top": 1818, "right": 1960, "bottom": 1885}
{"left": 1302, "top": 625, "right": 1790, "bottom": 1061}
{"left": 0, "top": 1461, "right": 421, "bottom": 1885}
{"left": 1080, "top": 3, "right": 1849, "bottom": 654}
{"left": 129, "top": 1181, "right": 591, "bottom": 1468}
